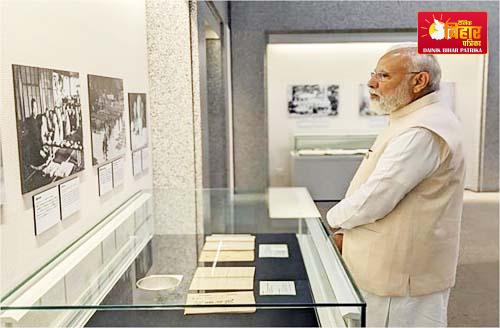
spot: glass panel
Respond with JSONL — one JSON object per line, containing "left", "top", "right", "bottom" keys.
{"left": 294, "top": 134, "right": 376, "bottom": 151}
{"left": 1, "top": 189, "right": 364, "bottom": 327}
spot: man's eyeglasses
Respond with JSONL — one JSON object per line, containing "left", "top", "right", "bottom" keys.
{"left": 370, "top": 71, "right": 421, "bottom": 82}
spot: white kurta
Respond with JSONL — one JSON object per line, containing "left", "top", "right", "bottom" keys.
{"left": 327, "top": 127, "right": 451, "bottom": 327}
{"left": 327, "top": 127, "right": 441, "bottom": 230}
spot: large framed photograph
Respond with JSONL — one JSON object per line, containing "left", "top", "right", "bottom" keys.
{"left": 88, "top": 75, "right": 126, "bottom": 166}
{"left": 287, "top": 84, "right": 339, "bottom": 117}
{"left": 128, "top": 93, "right": 148, "bottom": 151}
{"left": 12, "top": 64, "right": 84, "bottom": 194}
{"left": 359, "top": 84, "right": 385, "bottom": 116}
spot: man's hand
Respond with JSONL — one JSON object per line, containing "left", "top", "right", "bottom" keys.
{"left": 333, "top": 233, "right": 343, "bottom": 253}
{"left": 329, "top": 227, "right": 341, "bottom": 234}
{"left": 329, "top": 227, "right": 344, "bottom": 253}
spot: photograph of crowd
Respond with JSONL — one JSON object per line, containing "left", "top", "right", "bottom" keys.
{"left": 287, "top": 84, "right": 339, "bottom": 117}
{"left": 128, "top": 93, "right": 148, "bottom": 151}
{"left": 12, "top": 64, "right": 84, "bottom": 194}
{"left": 88, "top": 75, "right": 126, "bottom": 166}
{"left": 359, "top": 84, "right": 385, "bottom": 116}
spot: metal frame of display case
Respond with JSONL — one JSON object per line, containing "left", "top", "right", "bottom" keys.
{"left": 0, "top": 188, "right": 365, "bottom": 328}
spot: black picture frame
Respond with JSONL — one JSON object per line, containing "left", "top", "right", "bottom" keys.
{"left": 12, "top": 64, "right": 84, "bottom": 194}
{"left": 128, "top": 93, "right": 148, "bottom": 151}
{"left": 88, "top": 74, "right": 126, "bottom": 166}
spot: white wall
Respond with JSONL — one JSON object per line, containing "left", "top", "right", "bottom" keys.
{"left": 267, "top": 43, "right": 485, "bottom": 190}
{"left": 0, "top": 0, "right": 153, "bottom": 295}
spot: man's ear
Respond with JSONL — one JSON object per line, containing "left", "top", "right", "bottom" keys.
{"left": 413, "top": 72, "right": 430, "bottom": 94}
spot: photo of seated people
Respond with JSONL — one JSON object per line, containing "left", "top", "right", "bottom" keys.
{"left": 13, "top": 65, "right": 84, "bottom": 194}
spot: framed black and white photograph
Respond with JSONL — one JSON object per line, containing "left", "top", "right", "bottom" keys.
{"left": 12, "top": 64, "right": 84, "bottom": 194}
{"left": 128, "top": 93, "right": 148, "bottom": 151}
{"left": 359, "top": 84, "right": 385, "bottom": 116}
{"left": 287, "top": 84, "right": 339, "bottom": 117}
{"left": 88, "top": 74, "right": 126, "bottom": 166}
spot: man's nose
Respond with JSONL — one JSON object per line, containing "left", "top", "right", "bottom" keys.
{"left": 367, "top": 76, "right": 378, "bottom": 89}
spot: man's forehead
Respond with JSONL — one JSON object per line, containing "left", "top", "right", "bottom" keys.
{"left": 376, "top": 51, "right": 409, "bottom": 71}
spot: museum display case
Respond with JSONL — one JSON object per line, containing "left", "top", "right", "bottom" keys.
{"left": 292, "top": 134, "right": 375, "bottom": 156}
{"left": 0, "top": 188, "right": 365, "bottom": 327}
{"left": 290, "top": 135, "right": 376, "bottom": 201}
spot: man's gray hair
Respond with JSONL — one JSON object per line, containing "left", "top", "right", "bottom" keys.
{"left": 385, "top": 43, "right": 442, "bottom": 93}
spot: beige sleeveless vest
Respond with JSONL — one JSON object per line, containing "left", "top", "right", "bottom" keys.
{"left": 343, "top": 92, "right": 465, "bottom": 297}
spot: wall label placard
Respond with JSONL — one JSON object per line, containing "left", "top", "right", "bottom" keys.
{"left": 112, "top": 157, "right": 125, "bottom": 187}
{"left": 141, "top": 147, "right": 149, "bottom": 171}
{"left": 59, "top": 177, "right": 80, "bottom": 220}
{"left": 33, "top": 186, "right": 61, "bottom": 235}
{"left": 98, "top": 163, "right": 113, "bottom": 196}
{"left": 132, "top": 150, "right": 142, "bottom": 176}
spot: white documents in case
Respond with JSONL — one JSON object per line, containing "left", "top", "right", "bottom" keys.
{"left": 258, "top": 244, "right": 289, "bottom": 258}
{"left": 189, "top": 267, "right": 255, "bottom": 291}
{"left": 206, "top": 234, "right": 255, "bottom": 242}
{"left": 203, "top": 241, "right": 255, "bottom": 251}
{"left": 259, "top": 281, "right": 296, "bottom": 296}
{"left": 199, "top": 250, "right": 254, "bottom": 262}
{"left": 184, "top": 291, "right": 256, "bottom": 315}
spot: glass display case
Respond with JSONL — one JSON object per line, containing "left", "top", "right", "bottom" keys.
{"left": 0, "top": 189, "right": 365, "bottom": 327}
{"left": 290, "top": 135, "right": 376, "bottom": 200}
{"left": 293, "top": 134, "right": 376, "bottom": 156}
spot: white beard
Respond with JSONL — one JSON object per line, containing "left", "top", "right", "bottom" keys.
{"left": 368, "top": 99, "right": 386, "bottom": 115}
{"left": 370, "top": 80, "right": 413, "bottom": 114}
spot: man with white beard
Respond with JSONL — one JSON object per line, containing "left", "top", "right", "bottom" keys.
{"left": 327, "top": 44, "right": 465, "bottom": 327}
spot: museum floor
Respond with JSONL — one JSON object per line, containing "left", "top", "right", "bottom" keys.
{"left": 315, "top": 191, "right": 499, "bottom": 327}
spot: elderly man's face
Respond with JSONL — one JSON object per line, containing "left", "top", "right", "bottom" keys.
{"left": 368, "top": 52, "right": 414, "bottom": 114}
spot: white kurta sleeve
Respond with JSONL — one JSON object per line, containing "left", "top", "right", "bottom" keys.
{"left": 327, "top": 128, "right": 441, "bottom": 230}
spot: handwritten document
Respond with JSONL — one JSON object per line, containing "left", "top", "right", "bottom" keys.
{"left": 258, "top": 244, "right": 289, "bottom": 258}
{"left": 206, "top": 234, "right": 255, "bottom": 242}
{"left": 259, "top": 281, "right": 296, "bottom": 296}
{"left": 199, "top": 250, "right": 254, "bottom": 262}
{"left": 184, "top": 291, "right": 256, "bottom": 315}
{"left": 203, "top": 241, "right": 255, "bottom": 251}
{"left": 189, "top": 267, "right": 255, "bottom": 291}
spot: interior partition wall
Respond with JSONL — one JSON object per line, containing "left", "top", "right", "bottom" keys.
{"left": 230, "top": 1, "right": 499, "bottom": 192}
{"left": 266, "top": 33, "right": 488, "bottom": 191}
{"left": 197, "top": 1, "right": 234, "bottom": 189}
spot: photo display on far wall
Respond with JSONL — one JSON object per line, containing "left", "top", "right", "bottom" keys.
{"left": 287, "top": 84, "right": 339, "bottom": 117}
{"left": 12, "top": 64, "right": 84, "bottom": 194}
{"left": 128, "top": 93, "right": 148, "bottom": 151}
{"left": 88, "top": 74, "right": 126, "bottom": 166}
